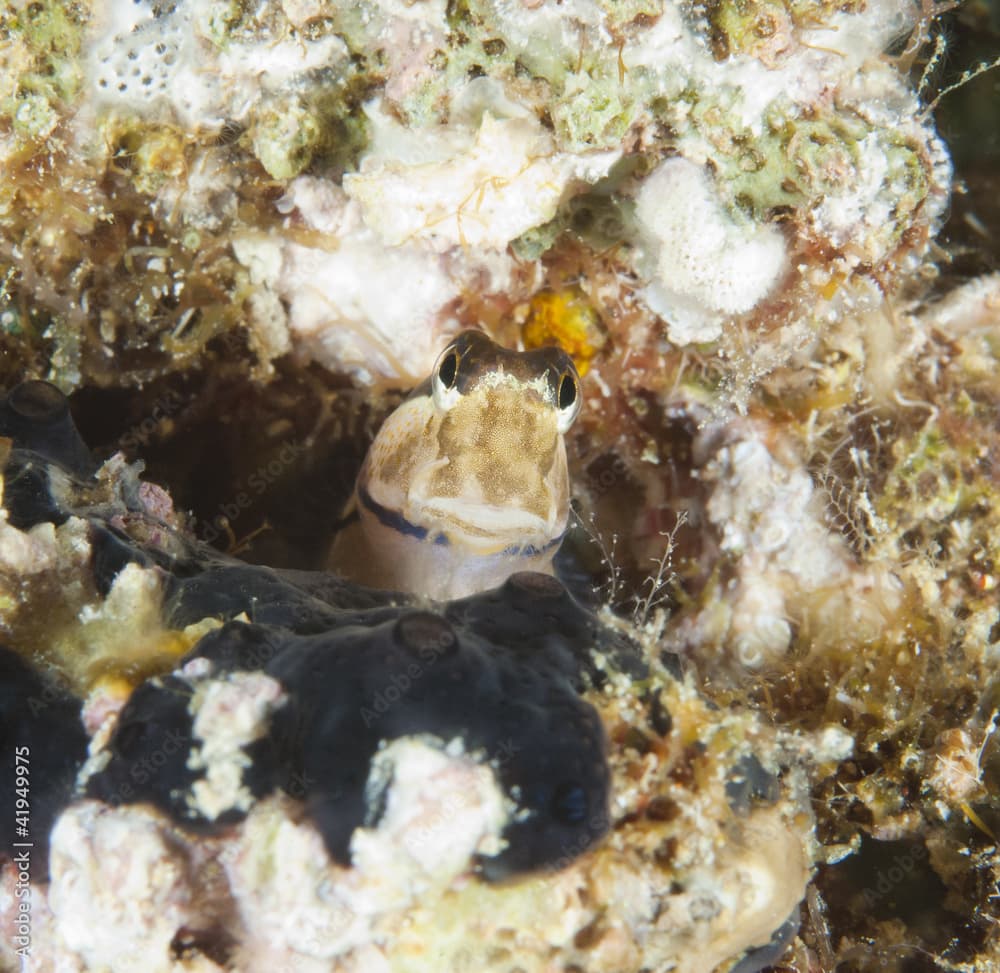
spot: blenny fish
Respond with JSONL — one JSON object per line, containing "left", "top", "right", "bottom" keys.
{"left": 329, "top": 330, "right": 581, "bottom": 600}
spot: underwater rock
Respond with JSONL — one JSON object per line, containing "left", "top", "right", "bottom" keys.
{"left": 0, "top": 380, "right": 94, "bottom": 479}
{"left": 87, "top": 589, "right": 619, "bottom": 880}
{"left": 46, "top": 800, "right": 207, "bottom": 970}
{"left": 636, "top": 157, "right": 788, "bottom": 345}
{"left": 0, "top": 379, "right": 96, "bottom": 529}
{"left": 0, "top": 380, "right": 816, "bottom": 972}
{"left": 625, "top": 403, "right": 904, "bottom": 671}
{"left": 345, "top": 104, "right": 620, "bottom": 252}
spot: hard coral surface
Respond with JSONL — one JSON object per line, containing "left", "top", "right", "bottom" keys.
{"left": 1, "top": 0, "right": 950, "bottom": 389}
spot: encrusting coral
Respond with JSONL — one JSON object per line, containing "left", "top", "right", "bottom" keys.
{"left": 2, "top": 0, "right": 1000, "bottom": 970}
{"left": 2, "top": 0, "right": 951, "bottom": 389}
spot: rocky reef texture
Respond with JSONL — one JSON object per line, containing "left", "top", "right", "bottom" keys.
{"left": 2, "top": 0, "right": 950, "bottom": 389}
{"left": 0, "top": 388, "right": 817, "bottom": 972}
{"left": 2, "top": 0, "right": 1000, "bottom": 971}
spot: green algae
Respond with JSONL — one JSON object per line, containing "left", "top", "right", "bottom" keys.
{"left": 700, "top": 0, "right": 866, "bottom": 60}
{"left": 1, "top": 0, "right": 87, "bottom": 138}
{"left": 550, "top": 58, "right": 643, "bottom": 151}
{"left": 251, "top": 93, "right": 323, "bottom": 180}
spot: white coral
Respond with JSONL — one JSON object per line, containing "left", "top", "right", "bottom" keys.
{"left": 351, "top": 736, "right": 510, "bottom": 899}
{"left": 346, "top": 104, "right": 620, "bottom": 252}
{"left": 637, "top": 159, "right": 788, "bottom": 345}
{"left": 226, "top": 736, "right": 510, "bottom": 964}
{"left": 667, "top": 420, "right": 903, "bottom": 667}
{"left": 87, "top": 0, "right": 347, "bottom": 130}
{"left": 187, "top": 671, "right": 288, "bottom": 820}
{"left": 47, "top": 803, "right": 195, "bottom": 970}
{"left": 234, "top": 179, "right": 463, "bottom": 386}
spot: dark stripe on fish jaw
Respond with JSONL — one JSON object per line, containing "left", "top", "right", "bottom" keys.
{"left": 501, "top": 532, "right": 565, "bottom": 558}
{"left": 359, "top": 486, "right": 565, "bottom": 559}
{"left": 358, "top": 485, "right": 449, "bottom": 546}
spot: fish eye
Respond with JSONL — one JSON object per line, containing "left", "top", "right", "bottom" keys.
{"left": 556, "top": 371, "right": 581, "bottom": 432}
{"left": 558, "top": 372, "right": 577, "bottom": 410}
{"left": 438, "top": 349, "right": 459, "bottom": 389}
{"left": 431, "top": 344, "right": 463, "bottom": 410}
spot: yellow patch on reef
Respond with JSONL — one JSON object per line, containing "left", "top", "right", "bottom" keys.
{"left": 819, "top": 274, "right": 843, "bottom": 301}
{"left": 51, "top": 562, "right": 193, "bottom": 693}
{"left": 72, "top": 615, "right": 222, "bottom": 695}
{"left": 89, "top": 673, "right": 135, "bottom": 705}
{"left": 522, "top": 288, "right": 605, "bottom": 375}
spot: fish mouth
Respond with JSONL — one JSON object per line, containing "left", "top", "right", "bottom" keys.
{"left": 357, "top": 486, "right": 564, "bottom": 553}
{"left": 415, "top": 497, "right": 557, "bottom": 546}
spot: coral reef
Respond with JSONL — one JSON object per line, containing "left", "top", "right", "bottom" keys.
{"left": 0, "top": 386, "right": 816, "bottom": 971}
{"left": 2, "top": 0, "right": 999, "bottom": 970}
{"left": 1, "top": 0, "right": 951, "bottom": 390}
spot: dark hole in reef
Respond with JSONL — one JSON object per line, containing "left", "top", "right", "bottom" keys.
{"left": 648, "top": 687, "right": 673, "bottom": 736}
{"left": 725, "top": 754, "right": 780, "bottom": 815}
{"left": 931, "top": 20, "right": 1000, "bottom": 282}
{"left": 815, "top": 834, "right": 966, "bottom": 958}
{"left": 67, "top": 358, "right": 381, "bottom": 570}
{"left": 169, "top": 926, "right": 236, "bottom": 966}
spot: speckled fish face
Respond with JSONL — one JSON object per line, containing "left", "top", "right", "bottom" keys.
{"left": 330, "top": 330, "right": 582, "bottom": 599}
{"left": 366, "top": 330, "right": 580, "bottom": 548}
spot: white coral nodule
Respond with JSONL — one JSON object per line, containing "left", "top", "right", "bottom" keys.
{"left": 636, "top": 157, "right": 788, "bottom": 345}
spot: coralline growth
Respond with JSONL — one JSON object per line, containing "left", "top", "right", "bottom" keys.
{"left": 1, "top": 0, "right": 999, "bottom": 970}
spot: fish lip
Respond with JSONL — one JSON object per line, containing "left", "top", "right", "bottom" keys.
{"left": 358, "top": 484, "right": 563, "bottom": 553}
{"left": 413, "top": 498, "right": 556, "bottom": 544}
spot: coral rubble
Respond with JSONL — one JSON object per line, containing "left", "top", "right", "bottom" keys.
{"left": 2, "top": 0, "right": 951, "bottom": 390}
